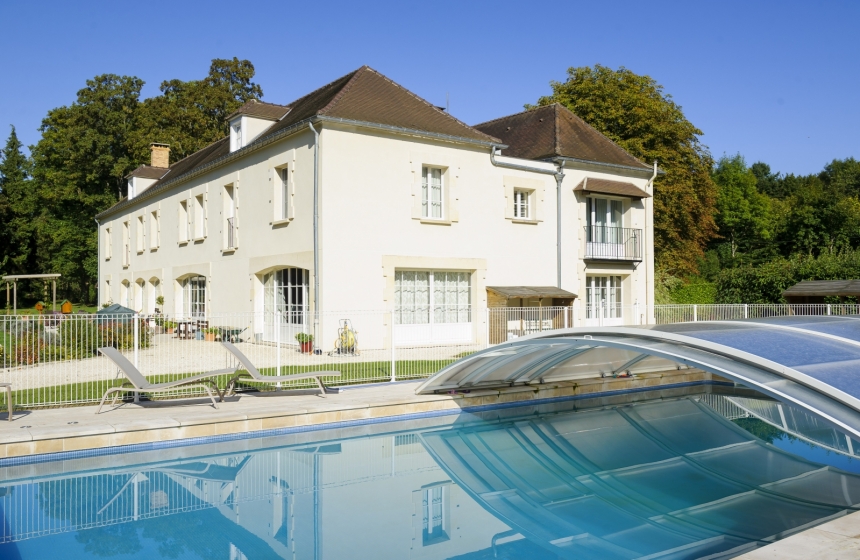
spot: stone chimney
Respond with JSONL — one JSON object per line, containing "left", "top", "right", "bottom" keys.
{"left": 150, "top": 143, "right": 170, "bottom": 168}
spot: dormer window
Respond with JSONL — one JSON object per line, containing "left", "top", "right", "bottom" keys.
{"left": 231, "top": 121, "right": 243, "bottom": 152}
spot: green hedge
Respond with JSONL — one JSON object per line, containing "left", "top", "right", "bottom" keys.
{"left": 715, "top": 251, "right": 860, "bottom": 303}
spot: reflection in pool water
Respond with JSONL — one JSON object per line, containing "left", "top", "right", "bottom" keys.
{"left": 1, "top": 387, "right": 860, "bottom": 559}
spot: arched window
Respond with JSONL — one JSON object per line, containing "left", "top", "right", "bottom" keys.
{"left": 262, "top": 268, "right": 309, "bottom": 343}
{"left": 148, "top": 279, "right": 161, "bottom": 313}
{"left": 182, "top": 276, "right": 206, "bottom": 319}
{"left": 120, "top": 281, "right": 130, "bottom": 308}
{"left": 134, "top": 280, "right": 145, "bottom": 312}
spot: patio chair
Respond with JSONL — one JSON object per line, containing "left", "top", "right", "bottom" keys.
{"left": 0, "top": 383, "right": 12, "bottom": 422}
{"left": 97, "top": 347, "right": 236, "bottom": 413}
{"left": 221, "top": 341, "right": 340, "bottom": 398}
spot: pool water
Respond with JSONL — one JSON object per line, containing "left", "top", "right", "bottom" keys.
{"left": 2, "top": 387, "right": 860, "bottom": 559}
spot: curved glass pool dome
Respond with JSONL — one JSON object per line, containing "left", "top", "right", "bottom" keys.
{"left": 417, "top": 316, "right": 860, "bottom": 438}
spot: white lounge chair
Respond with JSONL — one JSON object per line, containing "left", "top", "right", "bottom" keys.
{"left": 97, "top": 347, "right": 235, "bottom": 413}
{"left": 221, "top": 341, "right": 340, "bottom": 397}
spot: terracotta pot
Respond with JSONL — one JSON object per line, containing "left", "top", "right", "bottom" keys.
{"left": 205, "top": 333, "right": 217, "bottom": 342}
{"left": 299, "top": 341, "right": 313, "bottom": 354}
{"left": 166, "top": 328, "right": 175, "bottom": 334}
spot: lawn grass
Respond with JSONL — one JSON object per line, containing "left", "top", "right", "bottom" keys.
{"left": 0, "top": 358, "right": 460, "bottom": 409}
{"left": 3, "top": 303, "right": 99, "bottom": 315}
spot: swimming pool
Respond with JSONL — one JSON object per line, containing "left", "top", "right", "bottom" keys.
{"left": 1, "top": 385, "right": 859, "bottom": 559}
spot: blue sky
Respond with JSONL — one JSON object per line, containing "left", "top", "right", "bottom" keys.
{"left": 1, "top": 0, "right": 857, "bottom": 175}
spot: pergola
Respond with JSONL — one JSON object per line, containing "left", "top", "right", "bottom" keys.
{"left": 3, "top": 274, "right": 61, "bottom": 314}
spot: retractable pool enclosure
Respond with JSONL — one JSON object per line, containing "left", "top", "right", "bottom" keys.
{"left": 416, "top": 316, "right": 860, "bottom": 439}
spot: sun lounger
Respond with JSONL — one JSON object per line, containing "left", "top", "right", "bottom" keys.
{"left": 0, "top": 383, "right": 12, "bottom": 421}
{"left": 221, "top": 341, "right": 340, "bottom": 397}
{"left": 97, "top": 347, "right": 236, "bottom": 413}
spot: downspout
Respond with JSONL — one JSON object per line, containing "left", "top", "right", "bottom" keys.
{"left": 489, "top": 148, "right": 565, "bottom": 288}
{"left": 95, "top": 218, "right": 100, "bottom": 307}
{"left": 645, "top": 161, "right": 658, "bottom": 319}
{"left": 555, "top": 161, "right": 565, "bottom": 288}
{"left": 309, "top": 122, "right": 321, "bottom": 351}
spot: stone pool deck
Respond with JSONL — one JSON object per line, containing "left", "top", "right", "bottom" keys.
{"left": 737, "top": 510, "right": 860, "bottom": 559}
{"left": 0, "top": 368, "right": 711, "bottom": 461}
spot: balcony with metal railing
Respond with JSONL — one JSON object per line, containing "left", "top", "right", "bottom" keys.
{"left": 583, "top": 226, "right": 642, "bottom": 262}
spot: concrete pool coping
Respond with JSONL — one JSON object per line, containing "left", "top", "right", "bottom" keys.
{"left": 0, "top": 368, "right": 713, "bottom": 464}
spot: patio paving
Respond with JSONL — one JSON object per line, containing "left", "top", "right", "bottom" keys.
{"left": 0, "top": 368, "right": 710, "bottom": 462}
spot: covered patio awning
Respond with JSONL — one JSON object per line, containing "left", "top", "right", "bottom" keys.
{"left": 783, "top": 280, "right": 860, "bottom": 298}
{"left": 487, "top": 286, "right": 577, "bottom": 300}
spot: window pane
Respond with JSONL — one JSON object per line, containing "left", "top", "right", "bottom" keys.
{"left": 421, "top": 168, "right": 429, "bottom": 218}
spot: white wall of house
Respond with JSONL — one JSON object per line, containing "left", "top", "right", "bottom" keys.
{"left": 98, "top": 122, "right": 654, "bottom": 347}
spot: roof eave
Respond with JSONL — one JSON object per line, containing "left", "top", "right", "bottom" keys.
{"left": 551, "top": 156, "right": 660, "bottom": 177}
{"left": 96, "top": 115, "right": 508, "bottom": 220}
{"left": 315, "top": 115, "right": 505, "bottom": 148}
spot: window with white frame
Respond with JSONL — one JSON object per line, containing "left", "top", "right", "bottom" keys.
{"left": 513, "top": 189, "right": 531, "bottom": 219}
{"left": 120, "top": 280, "right": 130, "bottom": 308}
{"left": 135, "top": 216, "right": 145, "bottom": 253}
{"left": 149, "top": 210, "right": 159, "bottom": 249}
{"left": 280, "top": 167, "right": 290, "bottom": 221}
{"left": 122, "top": 221, "right": 130, "bottom": 267}
{"left": 148, "top": 279, "right": 161, "bottom": 312}
{"left": 395, "top": 271, "right": 470, "bottom": 325}
{"left": 586, "top": 197, "right": 623, "bottom": 243}
{"left": 422, "top": 486, "right": 448, "bottom": 545}
{"left": 105, "top": 227, "right": 112, "bottom": 260}
{"left": 586, "top": 275, "right": 622, "bottom": 320}
{"left": 194, "top": 195, "right": 205, "bottom": 239}
{"left": 224, "top": 184, "right": 236, "bottom": 249}
{"left": 104, "top": 279, "right": 111, "bottom": 305}
{"left": 231, "top": 122, "right": 243, "bottom": 151}
{"left": 179, "top": 200, "right": 189, "bottom": 243}
{"left": 182, "top": 276, "right": 206, "bottom": 319}
{"left": 421, "top": 167, "right": 443, "bottom": 219}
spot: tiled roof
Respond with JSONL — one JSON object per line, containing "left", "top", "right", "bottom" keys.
{"left": 125, "top": 165, "right": 169, "bottom": 180}
{"left": 573, "top": 177, "right": 651, "bottom": 199}
{"left": 226, "top": 99, "right": 289, "bottom": 121}
{"left": 473, "top": 104, "right": 650, "bottom": 169}
{"left": 262, "top": 66, "right": 500, "bottom": 144}
{"left": 98, "top": 67, "right": 498, "bottom": 219}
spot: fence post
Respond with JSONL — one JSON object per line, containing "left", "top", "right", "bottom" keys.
{"left": 693, "top": 305, "right": 698, "bottom": 322}
{"left": 390, "top": 311, "right": 396, "bottom": 382}
{"left": 276, "top": 308, "right": 281, "bottom": 389}
{"left": 564, "top": 306, "right": 569, "bottom": 329}
{"left": 133, "top": 312, "right": 140, "bottom": 403}
{"left": 827, "top": 304, "right": 832, "bottom": 316}
{"left": 744, "top": 304, "right": 748, "bottom": 319}
{"left": 485, "top": 307, "right": 490, "bottom": 348}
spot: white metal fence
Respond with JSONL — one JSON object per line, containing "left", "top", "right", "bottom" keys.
{"left": 0, "top": 303, "right": 857, "bottom": 408}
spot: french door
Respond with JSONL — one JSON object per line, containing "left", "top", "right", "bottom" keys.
{"left": 585, "top": 275, "right": 623, "bottom": 326}
{"left": 263, "top": 268, "right": 309, "bottom": 344}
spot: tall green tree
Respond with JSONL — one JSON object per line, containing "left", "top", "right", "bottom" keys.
{"left": 30, "top": 74, "right": 144, "bottom": 301}
{"left": 25, "top": 58, "right": 263, "bottom": 302}
{"left": 137, "top": 58, "right": 263, "bottom": 161}
{"left": 819, "top": 157, "right": 860, "bottom": 197}
{"left": 712, "top": 154, "right": 772, "bottom": 260}
{"left": 0, "top": 126, "right": 37, "bottom": 287}
{"left": 532, "top": 65, "right": 718, "bottom": 275}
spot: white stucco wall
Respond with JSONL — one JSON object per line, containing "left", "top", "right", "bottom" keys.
{"left": 98, "top": 121, "right": 655, "bottom": 346}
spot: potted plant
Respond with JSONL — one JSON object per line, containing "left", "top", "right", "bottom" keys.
{"left": 295, "top": 332, "right": 314, "bottom": 353}
{"left": 204, "top": 327, "right": 220, "bottom": 342}
{"left": 164, "top": 320, "right": 177, "bottom": 335}
{"left": 155, "top": 296, "right": 164, "bottom": 314}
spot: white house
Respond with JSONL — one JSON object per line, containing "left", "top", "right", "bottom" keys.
{"left": 96, "top": 66, "right": 657, "bottom": 348}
